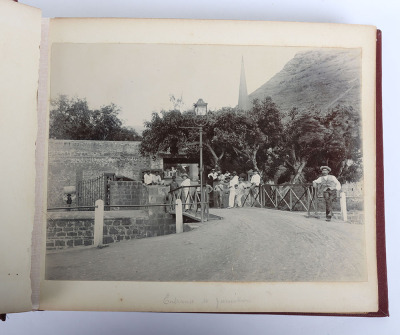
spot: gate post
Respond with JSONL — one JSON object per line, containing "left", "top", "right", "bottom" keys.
{"left": 340, "top": 192, "right": 347, "bottom": 222}
{"left": 94, "top": 199, "right": 104, "bottom": 247}
{"left": 176, "top": 199, "right": 183, "bottom": 234}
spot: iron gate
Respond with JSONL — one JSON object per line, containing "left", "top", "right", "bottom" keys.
{"left": 77, "top": 173, "right": 116, "bottom": 208}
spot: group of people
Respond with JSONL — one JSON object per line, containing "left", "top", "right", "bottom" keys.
{"left": 209, "top": 165, "right": 341, "bottom": 221}
{"left": 210, "top": 170, "right": 261, "bottom": 209}
{"left": 167, "top": 170, "right": 260, "bottom": 211}
{"left": 143, "top": 170, "right": 163, "bottom": 186}
{"left": 146, "top": 165, "right": 341, "bottom": 221}
{"left": 167, "top": 173, "right": 192, "bottom": 210}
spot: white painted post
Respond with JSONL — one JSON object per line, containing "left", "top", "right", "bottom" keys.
{"left": 340, "top": 192, "right": 347, "bottom": 222}
{"left": 94, "top": 199, "right": 104, "bottom": 247}
{"left": 175, "top": 199, "right": 183, "bottom": 234}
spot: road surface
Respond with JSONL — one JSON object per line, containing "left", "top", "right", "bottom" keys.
{"left": 46, "top": 208, "right": 367, "bottom": 282}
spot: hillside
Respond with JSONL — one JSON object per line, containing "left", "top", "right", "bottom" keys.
{"left": 249, "top": 48, "right": 361, "bottom": 117}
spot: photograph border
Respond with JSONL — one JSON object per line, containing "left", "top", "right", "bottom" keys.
{"left": 37, "top": 18, "right": 380, "bottom": 314}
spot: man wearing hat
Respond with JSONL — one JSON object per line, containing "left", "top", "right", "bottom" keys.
{"left": 313, "top": 166, "right": 341, "bottom": 222}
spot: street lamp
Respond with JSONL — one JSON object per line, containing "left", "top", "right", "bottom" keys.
{"left": 194, "top": 98, "right": 208, "bottom": 223}
{"left": 194, "top": 98, "right": 208, "bottom": 118}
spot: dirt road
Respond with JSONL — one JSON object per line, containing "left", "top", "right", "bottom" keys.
{"left": 46, "top": 208, "right": 367, "bottom": 282}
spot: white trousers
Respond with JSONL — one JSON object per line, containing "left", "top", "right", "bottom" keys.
{"left": 229, "top": 189, "right": 236, "bottom": 207}
{"left": 182, "top": 189, "right": 189, "bottom": 209}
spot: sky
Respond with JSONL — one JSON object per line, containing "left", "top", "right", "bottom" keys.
{"left": 50, "top": 43, "right": 300, "bottom": 130}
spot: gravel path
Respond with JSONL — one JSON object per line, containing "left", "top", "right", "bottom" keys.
{"left": 45, "top": 208, "right": 367, "bottom": 282}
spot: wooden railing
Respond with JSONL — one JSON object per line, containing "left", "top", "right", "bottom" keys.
{"left": 260, "top": 183, "right": 315, "bottom": 212}
{"left": 168, "top": 185, "right": 209, "bottom": 221}
{"left": 258, "top": 183, "right": 345, "bottom": 219}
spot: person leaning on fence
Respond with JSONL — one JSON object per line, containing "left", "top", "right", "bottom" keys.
{"left": 227, "top": 171, "right": 239, "bottom": 209}
{"left": 312, "top": 166, "right": 341, "bottom": 222}
{"left": 214, "top": 180, "right": 225, "bottom": 208}
{"left": 235, "top": 177, "right": 246, "bottom": 207}
{"left": 249, "top": 170, "right": 261, "bottom": 205}
{"left": 169, "top": 176, "right": 179, "bottom": 207}
{"left": 180, "top": 173, "right": 191, "bottom": 210}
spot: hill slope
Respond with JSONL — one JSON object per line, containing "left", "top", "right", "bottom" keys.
{"left": 249, "top": 48, "right": 361, "bottom": 116}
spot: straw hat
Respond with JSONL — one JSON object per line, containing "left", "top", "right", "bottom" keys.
{"left": 320, "top": 166, "right": 331, "bottom": 172}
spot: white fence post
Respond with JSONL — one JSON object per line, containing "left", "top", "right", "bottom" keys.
{"left": 340, "top": 192, "right": 347, "bottom": 222}
{"left": 176, "top": 199, "right": 183, "bottom": 234}
{"left": 94, "top": 199, "right": 104, "bottom": 247}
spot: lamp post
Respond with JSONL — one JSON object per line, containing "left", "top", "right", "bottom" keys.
{"left": 194, "top": 98, "right": 208, "bottom": 223}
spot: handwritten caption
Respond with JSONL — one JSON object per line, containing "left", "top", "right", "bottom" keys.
{"left": 163, "top": 294, "right": 251, "bottom": 309}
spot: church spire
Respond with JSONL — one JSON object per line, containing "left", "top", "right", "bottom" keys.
{"left": 238, "top": 56, "right": 251, "bottom": 111}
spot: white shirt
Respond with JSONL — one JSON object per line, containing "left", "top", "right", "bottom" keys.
{"left": 144, "top": 173, "right": 152, "bottom": 185}
{"left": 313, "top": 175, "right": 341, "bottom": 190}
{"left": 152, "top": 174, "right": 162, "bottom": 184}
{"left": 229, "top": 176, "right": 239, "bottom": 189}
{"left": 250, "top": 174, "right": 261, "bottom": 186}
{"left": 180, "top": 178, "right": 191, "bottom": 188}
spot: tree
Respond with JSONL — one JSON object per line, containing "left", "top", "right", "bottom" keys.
{"left": 139, "top": 97, "right": 284, "bottom": 178}
{"left": 140, "top": 109, "right": 188, "bottom": 158}
{"left": 140, "top": 108, "right": 232, "bottom": 169}
{"left": 49, "top": 95, "right": 142, "bottom": 141}
{"left": 213, "top": 98, "right": 283, "bottom": 178}
{"left": 280, "top": 105, "right": 362, "bottom": 184}
{"left": 319, "top": 105, "right": 362, "bottom": 183}
{"left": 191, "top": 108, "right": 240, "bottom": 171}
{"left": 281, "top": 108, "right": 329, "bottom": 183}
{"left": 214, "top": 111, "right": 266, "bottom": 171}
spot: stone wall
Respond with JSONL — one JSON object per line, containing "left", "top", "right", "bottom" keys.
{"left": 47, "top": 140, "right": 162, "bottom": 208}
{"left": 109, "top": 181, "right": 147, "bottom": 209}
{"left": 46, "top": 184, "right": 176, "bottom": 251}
{"left": 47, "top": 210, "right": 176, "bottom": 251}
{"left": 46, "top": 217, "right": 94, "bottom": 249}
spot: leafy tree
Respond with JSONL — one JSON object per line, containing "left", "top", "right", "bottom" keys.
{"left": 214, "top": 111, "right": 266, "bottom": 172}
{"left": 214, "top": 98, "right": 283, "bottom": 178}
{"left": 49, "top": 95, "right": 142, "bottom": 141}
{"left": 194, "top": 108, "right": 241, "bottom": 171}
{"left": 140, "top": 109, "right": 188, "bottom": 157}
{"left": 280, "top": 108, "right": 329, "bottom": 183}
{"left": 319, "top": 105, "right": 362, "bottom": 183}
{"left": 280, "top": 105, "right": 362, "bottom": 184}
{"left": 139, "top": 97, "right": 361, "bottom": 185}
{"left": 140, "top": 97, "right": 284, "bottom": 178}
{"left": 140, "top": 108, "right": 234, "bottom": 170}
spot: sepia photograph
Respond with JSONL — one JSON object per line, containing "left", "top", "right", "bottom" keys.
{"left": 44, "top": 42, "right": 366, "bottom": 283}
